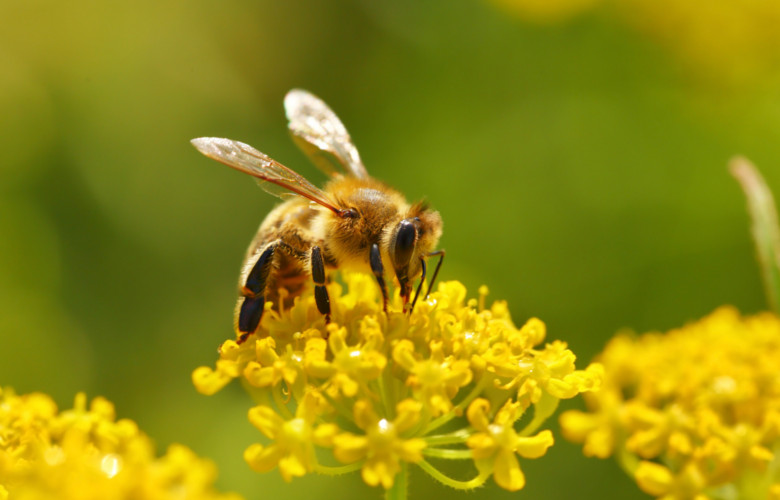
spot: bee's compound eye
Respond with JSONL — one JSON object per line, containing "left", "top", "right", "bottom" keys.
{"left": 393, "top": 219, "right": 418, "bottom": 269}
{"left": 339, "top": 208, "right": 359, "bottom": 219}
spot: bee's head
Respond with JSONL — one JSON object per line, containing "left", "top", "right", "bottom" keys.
{"left": 388, "top": 202, "right": 442, "bottom": 307}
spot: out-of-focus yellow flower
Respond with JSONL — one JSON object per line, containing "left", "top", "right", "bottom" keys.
{"left": 560, "top": 307, "right": 780, "bottom": 499}
{"left": 244, "top": 390, "right": 332, "bottom": 482}
{"left": 488, "top": 0, "right": 604, "bottom": 23}
{"left": 0, "top": 388, "right": 241, "bottom": 500}
{"left": 194, "top": 273, "right": 602, "bottom": 492}
{"left": 618, "top": 0, "right": 780, "bottom": 85}
{"left": 490, "top": 0, "right": 780, "bottom": 85}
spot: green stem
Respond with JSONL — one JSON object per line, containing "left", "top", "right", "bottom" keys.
{"left": 616, "top": 446, "right": 640, "bottom": 477}
{"left": 321, "top": 391, "right": 356, "bottom": 424}
{"left": 422, "top": 375, "right": 490, "bottom": 435}
{"left": 519, "top": 392, "right": 559, "bottom": 437}
{"left": 385, "top": 461, "right": 408, "bottom": 500}
{"left": 730, "top": 156, "right": 780, "bottom": 313}
{"left": 422, "top": 448, "right": 473, "bottom": 459}
{"left": 424, "top": 428, "right": 473, "bottom": 446}
{"left": 416, "top": 459, "right": 490, "bottom": 490}
{"left": 313, "top": 462, "right": 363, "bottom": 476}
{"left": 271, "top": 385, "right": 293, "bottom": 420}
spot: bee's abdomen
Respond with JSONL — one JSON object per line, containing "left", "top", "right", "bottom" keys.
{"left": 235, "top": 238, "right": 311, "bottom": 342}
{"left": 269, "top": 254, "right": 309, "bottom": 307}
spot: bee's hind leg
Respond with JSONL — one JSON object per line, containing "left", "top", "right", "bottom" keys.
{"left": 236, "top": 240, "right": 279, "bottom": 344}
{"left": 310, "top": 246, "right": 331, "bottom": 323}
{"left": 370, "top": 243, "right": 389, "bottom": 313}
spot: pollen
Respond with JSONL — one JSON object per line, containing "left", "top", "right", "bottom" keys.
{"left": 0, "top": 387, "right": 242, "bottom": 500}
{"left": 194, "top": 272, "right": 602, "bottom": 491}
{"left": 560, "top": 306, "right": 780, "bottom": 499}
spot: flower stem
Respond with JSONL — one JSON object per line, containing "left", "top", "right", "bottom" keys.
{"left": 422, "top": 375, "right": 490, "bottom": 435}
{"left": 730, "top": 156, "right": 780, "bottom": 313}
{"left": 519, "top": 392, "right": 559, "bottom": 437}
{"left": 313, "top": 462, "right": 363, "bottom": 476}
{"left": 385, "top": 461, "right": 408, "bottom": 500}
{"left": 416, "top": 459, "right": 490, "bottom": 490}
{"left": 422, "top": 447, "right": 473, "bottom": 459}
{"left": 424, "top": 428, "right": 472, "bottom": 446}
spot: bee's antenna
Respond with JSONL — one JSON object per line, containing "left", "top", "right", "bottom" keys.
{"left": 409, "top": 249, "right": 445, "bottom": 313}
{"left": 424, "top": 250, "right": 445, "bottom": 301}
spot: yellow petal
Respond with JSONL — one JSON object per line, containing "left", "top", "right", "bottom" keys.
{"left": 192, "top": 366, "right": 233, "bottom": 395}
{"left": 515, "top": 430, "right": 554, "bottom": 459}
{"left": 244, "top": 443, "right": 282, "bottom": 473}
{"left": 278, "top": 454, "right": 308, "bottom": 482}
{"left": 333, "top": 433, "right": 368, "bottom": 463}
{"left": 466, "top": 434, "right": 497, "bottom": 459}
{"left": 362, "top": 456, "right": 398, "bottom": 489}
{"left": 247, "top": 406, "right": 283, "bottom": 437}
{"left": 634, "top": 461, "right": 673, "bottom": 496}
{"left": 493, "top": 448, "right": 525, "bottom": 491}
{"left": 397, "top": 438, "right": 426, "bottom": 463}
{"left": 466, "top": 399, "right": 492, "bottom": 432}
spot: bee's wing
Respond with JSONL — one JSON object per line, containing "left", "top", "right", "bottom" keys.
{"left": 285, "top": 89, "right": 370, "bottom": 179}
{"left": 191, "top": 137, "right": 343, "bottom": 214}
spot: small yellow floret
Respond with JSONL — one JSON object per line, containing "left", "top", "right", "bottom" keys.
{"left": 332, "top": 399, "right": 426, "bottom": 489}
{"left": 466, "top": 398, "right": 554, "bottom": 491}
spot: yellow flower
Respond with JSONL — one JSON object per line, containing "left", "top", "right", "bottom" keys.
{"left": 466, "top": 398, "right": 554, "bottom": 491}
{"left": 0, "top": 388, "right": 241, "bottom": 500}
{"left": 332, "top": 399, "right": 426, "bottom": 489}
{"left": 560, "top": 306, "right": 780, "bottom": 499}
{"left": 393, "top": 339, "right": 472, "bottom": 416}
{"left": 305, "top": 324, "right": 387, "bottom": 399}
{"left": 194, "top": 273, "right": 601, "bottom": 491}
{"left": 244, "top": 391, "right": 333, "bottom": 482}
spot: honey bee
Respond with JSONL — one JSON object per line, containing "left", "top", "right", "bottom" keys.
{"left": 192, "top": 90, "right": 444, "bottom": 343}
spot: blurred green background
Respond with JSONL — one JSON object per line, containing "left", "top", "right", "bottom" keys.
{"left": 2, "top": 0, "right": 779, "bottom": 498}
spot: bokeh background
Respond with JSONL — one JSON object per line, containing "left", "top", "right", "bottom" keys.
{"left": 2, "top": 0, "right": 780, "bottom": 498}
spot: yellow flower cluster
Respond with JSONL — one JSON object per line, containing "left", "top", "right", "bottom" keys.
{"left": 0, "top": 388, "right": 241, "bottom": 500}
{"left": 560, "top": 307, "right": 780, "bottom": 499}
{"left": 193, "top": 273, "right": 602, "bottom": 491}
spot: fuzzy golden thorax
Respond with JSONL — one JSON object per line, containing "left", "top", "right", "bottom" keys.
{"left": 315, "top": 177, "right": 442, "bottom": 287}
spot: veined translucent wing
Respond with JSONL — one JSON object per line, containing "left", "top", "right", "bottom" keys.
{"left": 191, "top": 137, "right": 343, "bottom": 214}
{"left": 285, "top": 89, "right": 369, "bottom": 179}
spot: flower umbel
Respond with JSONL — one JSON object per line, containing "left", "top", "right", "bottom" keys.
{"left": 194, "top": 274, "right": 602, "bottom": 493}
{"left": 0, "top": 388, "right": 241, "bottom": 500}
{"left": 560, "top": 307, "right": 780, "bottom": 499}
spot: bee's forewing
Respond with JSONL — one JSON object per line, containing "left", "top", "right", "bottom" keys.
{"left": 191, "top": 137, "right": 343, "bottom": 213}
{"left": 285, "top": 89, "right": 369, "bottom": 179}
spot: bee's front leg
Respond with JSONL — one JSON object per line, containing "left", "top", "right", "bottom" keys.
{"left": 310, "top": 246, "right": 331, "bottom": 323}
{"left": 370, "top": 243, "right": 389, "bottom": 314}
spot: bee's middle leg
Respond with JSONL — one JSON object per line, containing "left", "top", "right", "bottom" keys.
{"left": 310, "top": 246, "right": 331, "bottom": 323}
